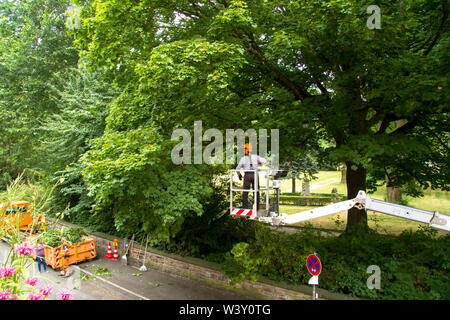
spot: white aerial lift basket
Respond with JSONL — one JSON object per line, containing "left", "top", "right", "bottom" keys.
{"left": 229, "top": 169, "right": 286, "bottom": 220}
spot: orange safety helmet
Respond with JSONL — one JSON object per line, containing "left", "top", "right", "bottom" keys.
{"left": 244, "top": 143, "right": 252, "bottom": 155}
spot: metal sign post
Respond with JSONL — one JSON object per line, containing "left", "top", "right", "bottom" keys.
{"left": 306, "top": 253, "right": 322, "bottom": 300}
{"left": 253, "top": 169, "right": 258, "bottom": 216}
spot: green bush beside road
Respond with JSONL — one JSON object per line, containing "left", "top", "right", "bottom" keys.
{"left": 221, "top": 224, "right": 450, "bottom": 300}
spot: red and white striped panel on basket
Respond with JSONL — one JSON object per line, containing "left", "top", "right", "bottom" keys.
{"left": 55, "top": 247, "right": 60, "bottom": 268}
{"left": 90, "top": 241, "right": 95, "bottom": 257}
{"left": 231, "top": 208, "right": 253, "bottom": 217}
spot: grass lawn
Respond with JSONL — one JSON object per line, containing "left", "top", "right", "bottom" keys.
{"left": 278, "top": 171, "right": 450, "bottom": 235}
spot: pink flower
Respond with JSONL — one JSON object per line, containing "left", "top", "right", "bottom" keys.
{"left": 0, "top": 290, "right": 12, "bottom": 300}
{"left": 24, "top": 277, "right": 40, "bottom": 286}
{"left": 0, "top": 266, "right": 16, "bottom": 278}
{"left": 57, "top": 289, "right": 74, "bottom": 300}
{"left": 28, "top": 293, "right": 44, "bottom": 300}
{"left": 38, "top": 286, "right": 53, "bottom": 297}
{"left": 14, "top": 242, "right": 35, "bottom": 256}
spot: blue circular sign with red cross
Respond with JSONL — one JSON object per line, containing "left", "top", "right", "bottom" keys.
{"left": 306, "top": 254, "right": 322, "bottom": 276}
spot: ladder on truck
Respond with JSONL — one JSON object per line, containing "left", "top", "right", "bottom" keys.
{"left": 229, "top": 170, "right": 450, "bottom": 232}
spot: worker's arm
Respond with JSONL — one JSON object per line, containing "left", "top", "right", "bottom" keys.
{"left": 236, "top": 157, "right": 244, "bottom": 170}
{"left": 236, "top": 157, "right": 244, "bottom": 180}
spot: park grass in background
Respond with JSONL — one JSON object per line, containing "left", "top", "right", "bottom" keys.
{"left": 279, "top": 171, "right": 450, "bottom": 235}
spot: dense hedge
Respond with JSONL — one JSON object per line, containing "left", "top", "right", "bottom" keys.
{"left": 220, "top": 224, "right": 450, "bottom": 300}
{"left": 279, "top": 193, "right": 346, "bottom": 206}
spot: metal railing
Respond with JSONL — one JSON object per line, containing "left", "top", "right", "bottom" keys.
{"left": 229, "top": 169, "right": 276, "bottom": 217}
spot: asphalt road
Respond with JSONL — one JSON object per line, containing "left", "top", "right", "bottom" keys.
{"left": 0, "top": 241, "right": 253, "bottom": 300}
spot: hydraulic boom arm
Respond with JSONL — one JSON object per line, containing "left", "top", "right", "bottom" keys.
{"left": 266, "top": 191, "right": 449, "bottom": 232}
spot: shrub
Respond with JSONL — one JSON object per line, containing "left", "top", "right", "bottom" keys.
{"left": 220, "top": 224, "right": 450, "bottom": 300}
{"left": 40, "top": 227, "right": 87, "bottom": 247}
{"left": 279, "top": 193, "right": 346, "bottom": 206}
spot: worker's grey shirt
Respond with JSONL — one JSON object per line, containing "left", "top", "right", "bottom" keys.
{"left": 236, "top": 155, "right": 267, "bottom": 172}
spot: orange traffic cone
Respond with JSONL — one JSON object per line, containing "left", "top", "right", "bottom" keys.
{"left": 105, "top": 242, "right": 113, "bottom": 259}
{"left": 113, "top": 244, "right": 119, "bottom": 261}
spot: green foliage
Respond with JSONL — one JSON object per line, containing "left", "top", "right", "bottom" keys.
{"left": 63, "top": 227, "right": 87, "bottom": 244}
{"left": 0, "top": 174, "right": 59, "bottom": 232}
{"left": 154, "top": 174, "right": 259, "bottom": 261}
{"left": 0, "top": 0, "right": 117, "bottom": 233}
{"left": 55, "top": 164, "right": 117, "bottom": 234}
{"left": 220, "top": 226, "right": 450, "bottom": 299}
{"left": 0, "top": 0, "right": 447, "bottom": 301}
{"left": 81, "top": 127, "right": 214, "bottom": 240}
{"left": 220, "top": 242, "right": 267, "bottom": 286}
{"left": 41, "top": 67, "right": 119, "bottom": 173}
{"left": 80, "top": 273, "right": 92, "bottom": 281}
{"left": 40, "top": 227, "right": 87, "bottom": 247}
{"left": 0, "top": 0, "right": 79, "bottom": 186}
{"left": 279, "top": 193, "right": 346, "bottom": 206}
{"left": 94, "top": 267, "right": 112, "bottom": 277}
{"left": 39, "top": 67, "right": 118, "bottom": 233}
{"left": 39, "top": 229, "right": 64, "bottom": 248}
{"left": 71, "top": 0, "right": 449, "bottom": 232}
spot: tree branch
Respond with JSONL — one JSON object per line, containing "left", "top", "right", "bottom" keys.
{"left": 232, "top": 28, "right": 311, "bottom": 101}
{"left": 423, "top": 0, "right": 448, "bottom": 56}
{"left": 226, "top": 85, "right": 247, "bottom": 99}
{"left": 387, "top": 120, "right": 418, "bottom": 136}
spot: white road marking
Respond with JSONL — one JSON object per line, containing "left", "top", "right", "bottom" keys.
{"left": 73, "top": 265, "right": 151, "bottom": 300}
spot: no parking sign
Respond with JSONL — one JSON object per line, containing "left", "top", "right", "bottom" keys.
{"left": 306, "top": 254, "right": 322, "bottom": 276}
{"left": 306, "top": 254, "right": 321, "bottom": 300}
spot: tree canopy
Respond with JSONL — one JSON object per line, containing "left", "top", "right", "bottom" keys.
{"left": 0, "top": 0, "right": 448, "bottom": 301}
{"left": 70, "top": 0, "right": 449, "bottom": 232}
{"left": 0, "top": 0, "right": 79, "bottom": 182}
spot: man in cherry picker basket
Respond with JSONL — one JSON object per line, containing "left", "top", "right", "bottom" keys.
{"left": 236, "top": 143, "right": 266, "bottom": 209}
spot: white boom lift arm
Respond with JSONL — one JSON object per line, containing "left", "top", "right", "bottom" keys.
{"left": 230, "top": 169, "right": 449, "bottom": 232}
{"left": 258, "top": 190, "right": 450, "bottom": 232}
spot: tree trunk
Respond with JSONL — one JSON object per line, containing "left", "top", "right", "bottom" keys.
{"left": 292, "top": 176, "right": 296, "bottom": 193}
{"left": 387, "top": 187, "right": 402, "bottom": 203}
{"left": 386, "top": 174, "right": 402, "bottom": 203}
{"left": 384, "top": 121, "right": 405, "bottom": 203}
{"left": 340, "top": 168, "right": 346, "bottom": 184}
{"left": 345, "top": 162, "right": 368, "bottom": 233}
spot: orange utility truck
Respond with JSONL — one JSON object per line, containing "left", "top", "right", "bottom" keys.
{"left": 0, "top": 201, "right": 46, "bottom": 233}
